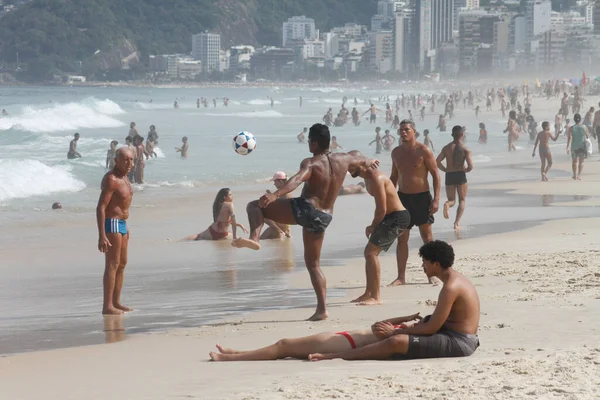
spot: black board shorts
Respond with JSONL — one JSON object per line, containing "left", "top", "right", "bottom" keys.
{"left": 392, "top": 316, "right": 480, "bottom": 359}
{"left": 369, "top": 210, "right": 411, "bottom": 251}
{"left": 445, "top": 171, "right": 467, "bottom": 186}
{"left": 398, "top": 192, "right": 434, "bottom": 229}
{"left": 290, "top": 197, "right": 332, "bottom": 233}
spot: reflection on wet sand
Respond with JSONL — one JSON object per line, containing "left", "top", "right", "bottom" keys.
{"left": 103, "top": 315, "right": 126, "bottom": 344}
{"left": 268, "top": 239, "right": 296, "bottom": 273}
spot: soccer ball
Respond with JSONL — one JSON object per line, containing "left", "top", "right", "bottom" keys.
{"left": 232, "top": 131, "right": 257, "bottom": 155}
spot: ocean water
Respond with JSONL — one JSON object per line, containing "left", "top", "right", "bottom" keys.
{"left": 1, "top": 85, "right": 598, "bottom": 354}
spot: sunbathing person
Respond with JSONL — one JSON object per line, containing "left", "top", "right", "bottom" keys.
{"left": 210, "top": 240, "right": 480, "bottom": 361}
{"left": 182, "top": 188, "right": 248, "bottom": 241}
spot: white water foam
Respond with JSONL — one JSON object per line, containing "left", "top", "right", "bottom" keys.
{"left": 0, "top": 98, "right": 126, "bottom": 133}
{"left": 204, "top": 110, "right": 284, "bottom": 118}
{"left": 245, "top": 99, "right": 282, "bottom": 106}
{"left": 0, "top": 159, "right": 86, "bottom": 201}
{"left": 472, "top": 154, "right": 493, "bottom": 163}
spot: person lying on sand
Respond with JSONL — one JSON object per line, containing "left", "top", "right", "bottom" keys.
{"left": 210, "top": 240, "right": 480, "bottom": 361}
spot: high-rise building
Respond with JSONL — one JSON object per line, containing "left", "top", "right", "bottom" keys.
{"left": 282, "top": 16, "right": 317, "bottom": 47}
{"left": 594, "top": 0, "right": 600, "bottom": 33}
{"left": 454, "top": 0, "right": 479, "bottom": 30}
{"left": 192, "top": 32, "right": 221, "bottom": 72}
{"left": 458, "top": 10, "right": 500, "bottom": 75}
{"left": 393, "top": 9, "right": 415, "bottom": 73}
{"left": 413, "top": 0, "right": 454, "bottom": 71}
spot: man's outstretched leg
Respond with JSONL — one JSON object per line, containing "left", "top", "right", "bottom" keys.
{"left": 232, "top": 198, "right": 295, "bottom": 250}
{"left": 303, "top": 229, "right": 328, "bottom": 321}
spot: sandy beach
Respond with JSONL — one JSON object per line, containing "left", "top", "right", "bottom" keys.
{"left": 2, "top": 155, "right": 600, "bottom": 399}
{"left": 2, "top": 86, "right": 600, "bottom": 399}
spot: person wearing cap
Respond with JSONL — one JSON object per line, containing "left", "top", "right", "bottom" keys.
{"left": 260, "top": 172, "right": 291, "bottom": 240}
{"left": 67, "top": 133, "right": 81, "bottom": 159}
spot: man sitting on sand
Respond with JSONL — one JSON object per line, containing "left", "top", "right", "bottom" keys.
{"left": 232, "top": 123, "right": 379, "bottom": 321}
{"left": 348, "top": 152, "right": 410, "bottom": 305}
{"left": 210, "top": 240, "right": 480, "bottom": 361}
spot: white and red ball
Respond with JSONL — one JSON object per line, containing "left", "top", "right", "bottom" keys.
{"left": 232, "top": 131, "right": 256, "bottom": 155}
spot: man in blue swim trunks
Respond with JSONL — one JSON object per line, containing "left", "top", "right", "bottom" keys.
{"left": 96, "top": 147, "right": 135, "bottom": 315}
{"left": 232, "top": 123, "right": 380, "bottom": 321}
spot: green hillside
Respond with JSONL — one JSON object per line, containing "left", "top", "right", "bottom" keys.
{"left": 0, "top": 0, "right": 377, "bottom": 81}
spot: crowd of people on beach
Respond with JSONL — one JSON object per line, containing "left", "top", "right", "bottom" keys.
{"left": 91, "top": 78, "right": 597, "bottom": 363}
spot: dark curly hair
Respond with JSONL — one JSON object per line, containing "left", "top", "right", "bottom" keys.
{"left": 418, "top": 240, "right": 455, "bottom": 269}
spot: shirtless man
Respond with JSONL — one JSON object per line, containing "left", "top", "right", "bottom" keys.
{"left": 390, "top": 120, "right": 440, "bottom": 286}
{"left": 369, "top": 127, "right": 383, "bottom": 154}
{"left": 363, "top": 103, "right": 380, "bottom": 124}
{"left": 210, "top": 240, "right": 480, "bottom": 362}
{"left": 436, "top": 126, "right": 473, "bottom": 231}
{"left": 176, "top": 136, "right": 189, "bottom": 158}
{"left": 532, "top": 121, "right": 559, "bottom": 181}
{"left": 96, "top": 148, "right": 135, "bottom": 315}
{"left": 232, "top": 123, "right": 379, "bottom": 321}
{"left": 348, "top": 156, "right": 410, "bottom": 305}
{"left": 67, "top": 133, "right": 82, "bottom": 159}
{"left": 260, "top": 171, "right": 292, "bottom": 240}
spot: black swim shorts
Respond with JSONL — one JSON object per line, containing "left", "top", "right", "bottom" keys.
{"left": 393, "top": 316, "right": 480, "bottom": 359}
{"left": 398, "top": 192, "right": 434, "bottom": 229}
{"left": 369, "top": 210, "right": 411, "bottom": 251}
{"left": 445, "top": 171, "right": 467, "bottom": 186}
{"left": 290, "top": 197, "right": 333, "bottom": 233}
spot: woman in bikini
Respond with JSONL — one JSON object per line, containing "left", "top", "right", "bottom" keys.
{"left": 504, "top": 110, "right": 520, "bottom": 152}
{"left": 182, "top": 188, "right": 248, "bottom": 241}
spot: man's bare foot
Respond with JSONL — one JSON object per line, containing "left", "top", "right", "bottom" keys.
{"left": 114, "top": 303, "right": 133, "bottom": 312}
{"left": 350, "top": 293, "right": 371, "bottom": 303}
{"left": 306, "top": 311, "right": 328, "bottom": 321}
{"left": 358, "top": 298, "right": 382, "bottom": 306}
{"left": 209, "top": 351, "right": 231, "bottom": 361}
{"left": 454, "top": 223, "right": 460, "bottom": 231}
{"left": 231, "top": 238, "right": 261, "bottom": 250}
{"left": 443, "top": 202, "right": 450, "bottom": 219}
{"left": 572, "top": 175, "right": 577, "bottom": 180}
{"left": 388, "top": 278, "right": 406, "bottom": 287}
{"left": 577, "top": 176, "right": 582, "bottom": 180}
{"left": 102, "top": 307, "right": 123, "bottom": 315}
{"left": 308, "top": 352, "right": 333, "bottom": 361}
{"left": 216, "top": 344, "right": 240, "bottom": 355}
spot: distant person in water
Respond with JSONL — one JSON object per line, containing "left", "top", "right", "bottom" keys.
{"left": 231, "top": 123, "right": 380, "bottom": 321}
{"left": 133, "top": 136, "right": 148, "bottom": 184}
{"left": 182, "top": 188, "right": 248, "bottom": 241}
{"left": 67, "top": 133, "right": 82, "bottom": 159}
{"left": 96, "top": 147, "right": 135, "bottom": 315}
{"left": 532, "top": 121, "right": 559, "bottom": 181}
{"left": 147, "top": 125, "right": 159, "bottom": 158}
{"left": 52, "top": 202, "right": 62, "bottom": 210}
{"left": 298, "top": 127, "right": 307, "bottom": 143}
{"left": 436, "top": 126, "right": 473, "bottom": 231}
{"left": 2, "top": 109, "right": 7, "bottom": 116}
{"left": 478, "top": 123, "right": 487, "bottom": 144}
{"left": 128, "top": 122, "right": 138, "bottom": 139}
{"left": 125, "top": 136, "right": 136, "bottom": 182}
{"left": 260, "top": 172, "right": 292, "bottom": 240}
{"left": 174, "top": 101, "right": 179, "bottom": 109}
{"left": 331, "top": 136, "right": 343, "bottom": 151}
{"left": 348, "top": 153, "right": 410, "bottom": 305}
{"left": 210, "top": 240, "right": 480, "bottom": 362}
{"left": 175, "top": 136, "right": 189, "bottom": 158}
{"left": 106, "top": 140, "right": 119, "bottom": 169}
{"left": 423, "top": 129, "right": 434, "bottom": 152}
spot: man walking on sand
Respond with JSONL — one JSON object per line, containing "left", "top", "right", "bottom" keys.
{"left": 532, "top": 121, "right": 559, "bottom": 181}
{"left": 436, "top": 126, "right": 473, "bottom": 231}
{"left": 96, "top": 147, "right": 135, "bottom": 315}
{"left": 389, "top": 120, "right": 441, "bottom": 286}
{"left": 348, "top": 153, "right": 410, "bottom": 305}
{"left": 232, "top": 123, "right": 380, "bottom": 321}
